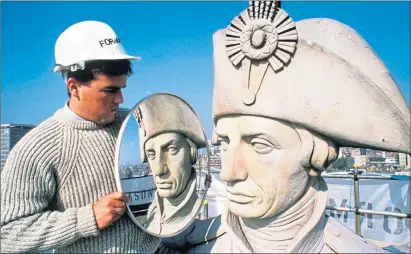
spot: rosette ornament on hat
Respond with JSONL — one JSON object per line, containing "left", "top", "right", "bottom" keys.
{"left": 212, "top": 1, "right": 410, "bottom": 154}
{"left": 225, "top": 1, "right": 297, "bottom": 105}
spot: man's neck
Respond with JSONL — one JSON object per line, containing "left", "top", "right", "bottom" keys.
{"left": 67, "top": 98, "right": 88, "bottom": 121}
{"left": 62, "top": 99, "right": 86, "bottom": 121}
{"left": 236, "top": 177, "right": 320, "bottom": 253}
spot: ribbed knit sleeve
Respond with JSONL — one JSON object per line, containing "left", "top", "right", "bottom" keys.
{"left": 0, "top": 120, "right": 99, "bottom": 253}
{"left": 1, "top": 109, "right": 160, "bottom": 253}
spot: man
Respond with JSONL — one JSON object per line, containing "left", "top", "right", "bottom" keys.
{"left": 159, "top": 1, "right": 410, "bottom": 253}
{"left": 134, "top": 94, "right": 208, "bottom": 236}
{"left": 1, "top": 20, "right": 159, "bottom": 253}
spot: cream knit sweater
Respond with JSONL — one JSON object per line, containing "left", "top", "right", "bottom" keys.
{"left": 1, "top": 108, "right": 160, "bottom": 253}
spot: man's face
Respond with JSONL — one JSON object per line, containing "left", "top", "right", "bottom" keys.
{"left": 214, "top": 115, "right": 309, "bottom": 219}
{"left": 75, "top": 74, "right": 127, "bottom": 124}
{"left": 145, "top": 133, "right": 192, "bottom": 198}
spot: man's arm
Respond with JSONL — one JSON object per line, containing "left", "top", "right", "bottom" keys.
{"left": 0, "top": 140, "right": 99, "bottom": 253}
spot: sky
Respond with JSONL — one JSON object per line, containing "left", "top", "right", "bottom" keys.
{"left": 118, "top": 113, "right": 142, "bottom": 166}
{"left": 2, "top": 1, "right": 410, "bottom": 138}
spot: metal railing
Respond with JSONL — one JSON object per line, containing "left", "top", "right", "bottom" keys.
{"left": 322, "top": 168, "right": 411, "bottom": 236}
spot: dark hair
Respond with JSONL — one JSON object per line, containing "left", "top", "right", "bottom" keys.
{"left": 65, "top": 59, "right": 133, "bottom": 97}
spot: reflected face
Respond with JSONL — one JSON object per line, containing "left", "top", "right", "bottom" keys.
{"left": 214, "top": 115, "right": 309, "bottom": 219}
{"left": 145, "top": 133, "right": 192, "bottom": 198}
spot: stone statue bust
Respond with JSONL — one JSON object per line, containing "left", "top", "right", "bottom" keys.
{"left": 135, "top": 93, "right": 208, "bottom": 236}
{"left": 158, "top": 1, "right": 410, "bottom": 253}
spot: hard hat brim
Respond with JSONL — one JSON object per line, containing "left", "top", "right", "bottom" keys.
{"left": 53, "top": 54, "right": 141, "bottom": 73}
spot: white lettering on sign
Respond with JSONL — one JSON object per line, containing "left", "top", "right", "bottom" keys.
{"left": 126, "top": 188, "right": 156, "bottom": 204}
{"left": 121, "top": 176, "right": 157, "bottom": 205}
{"left": 324, "top": 177, "right": 410, "bottom": 245}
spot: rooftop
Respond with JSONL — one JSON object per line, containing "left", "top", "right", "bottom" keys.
{"left": 1, "top": 123, "right": 36, "bottom": 128}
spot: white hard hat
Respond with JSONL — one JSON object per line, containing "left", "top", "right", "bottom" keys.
{"left": 54, "top": 20, "right": 140, "bottom": 73}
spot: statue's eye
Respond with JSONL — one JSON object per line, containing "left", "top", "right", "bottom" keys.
{"left": 146, "top": 151, "right": 155, "bottom": 160}
{"left": 250, "top": 138, "right": 274, "bottom": 154}
{"left": 167, "top": 145, "right": 178, "bottom": 155}
{"left": 218, "top": 136, "right": 229, "bottom": 151}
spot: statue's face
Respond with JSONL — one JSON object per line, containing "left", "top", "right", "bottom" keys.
{"left": 145, "top": 133, "right": 192, "bottom": 198}
{"left": 215, "top": 115, "right": 309, "bottom": 219}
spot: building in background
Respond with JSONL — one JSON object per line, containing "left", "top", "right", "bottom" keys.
{"left": 338, "top": 147, "right": 353, "bottom": 158}
{"left": 207, "top": 139, "right": 222, "bottom": 171}
{"left": 399, "top": 153, "right": 411, "bottom": 169}
{"left": 351, "top": 148, "right": 366, "bottom": 157}
{"left": 1, "top": 124, "right": 36, "bottom": 170}
{"left": 354, "top": 155, "right": 367, "bottom": 167}
{"left": 210, "top": 155, "right": 222, "bottom": 171}
{"left": 350, "top": 148, "right": 367, "bottom": 167}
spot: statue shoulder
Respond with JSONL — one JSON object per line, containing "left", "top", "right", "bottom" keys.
{"left": 157, "top": 215, "right": 227, "bottom": 252}
{"left": 186, "top": 215, "right": 226, "bottom": 245}
{"left": 323, "top": 215, "right": 389, "bottom": 253}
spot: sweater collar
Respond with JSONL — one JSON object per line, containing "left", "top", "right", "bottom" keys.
{"left": 52, "top": 107, "right": 130, "bottom": 130}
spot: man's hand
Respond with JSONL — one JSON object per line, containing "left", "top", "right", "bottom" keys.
{"left": 92, "top": 192, "right": 130, "bottom": 230}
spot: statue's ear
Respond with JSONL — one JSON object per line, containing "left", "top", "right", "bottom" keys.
{"left": 324, "top": 140, "right": 339, "bottom": 169}
{"left": 185, "top": 138, "right": 198, "bottom": 165}
{"left": 310, "top": 133, "right": 330, "bottom": 171}
{"left": 295, "top": 127, "right": 314, "bottom": 169}
{"left": 295, "top": 127, "right": 331, "bottom": 176}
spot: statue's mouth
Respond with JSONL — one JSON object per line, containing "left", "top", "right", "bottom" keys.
{"left": 226, "top": 189, "right": 255, "bottom": 204}
{"left": 157, "top": 182, "right": 172, "bottom": 189}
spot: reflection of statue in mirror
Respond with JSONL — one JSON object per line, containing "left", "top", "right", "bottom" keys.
{"left": 158, "top": 1, "right": 410, "bottom": 253}
{"left": 135, "top": 94, "right": 207, "bottom": 235}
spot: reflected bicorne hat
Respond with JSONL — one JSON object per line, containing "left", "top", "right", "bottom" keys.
{"left": 135, "top": 93, "right": 208, "bottom": 162}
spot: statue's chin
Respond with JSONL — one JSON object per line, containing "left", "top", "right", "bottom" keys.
{"left": 228, "top": 201, "right": 268, "bottom": 219}
{"left": 229, "top": 199, "right": 287, "bottom": 219}
{"left": 158, "top": 189, "right": 177, "bottom": 198}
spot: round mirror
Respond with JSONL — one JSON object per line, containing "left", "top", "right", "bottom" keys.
{"left": 114, "top": 93, "right": 210, "bottom": 237}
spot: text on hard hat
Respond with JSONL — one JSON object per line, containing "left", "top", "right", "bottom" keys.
{"left": 99, "top": 37, "right": 121, "bottom": 47}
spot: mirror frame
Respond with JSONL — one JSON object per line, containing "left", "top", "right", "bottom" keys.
{"left": 114, "top": 92, "right": 211, "bottom": 238}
